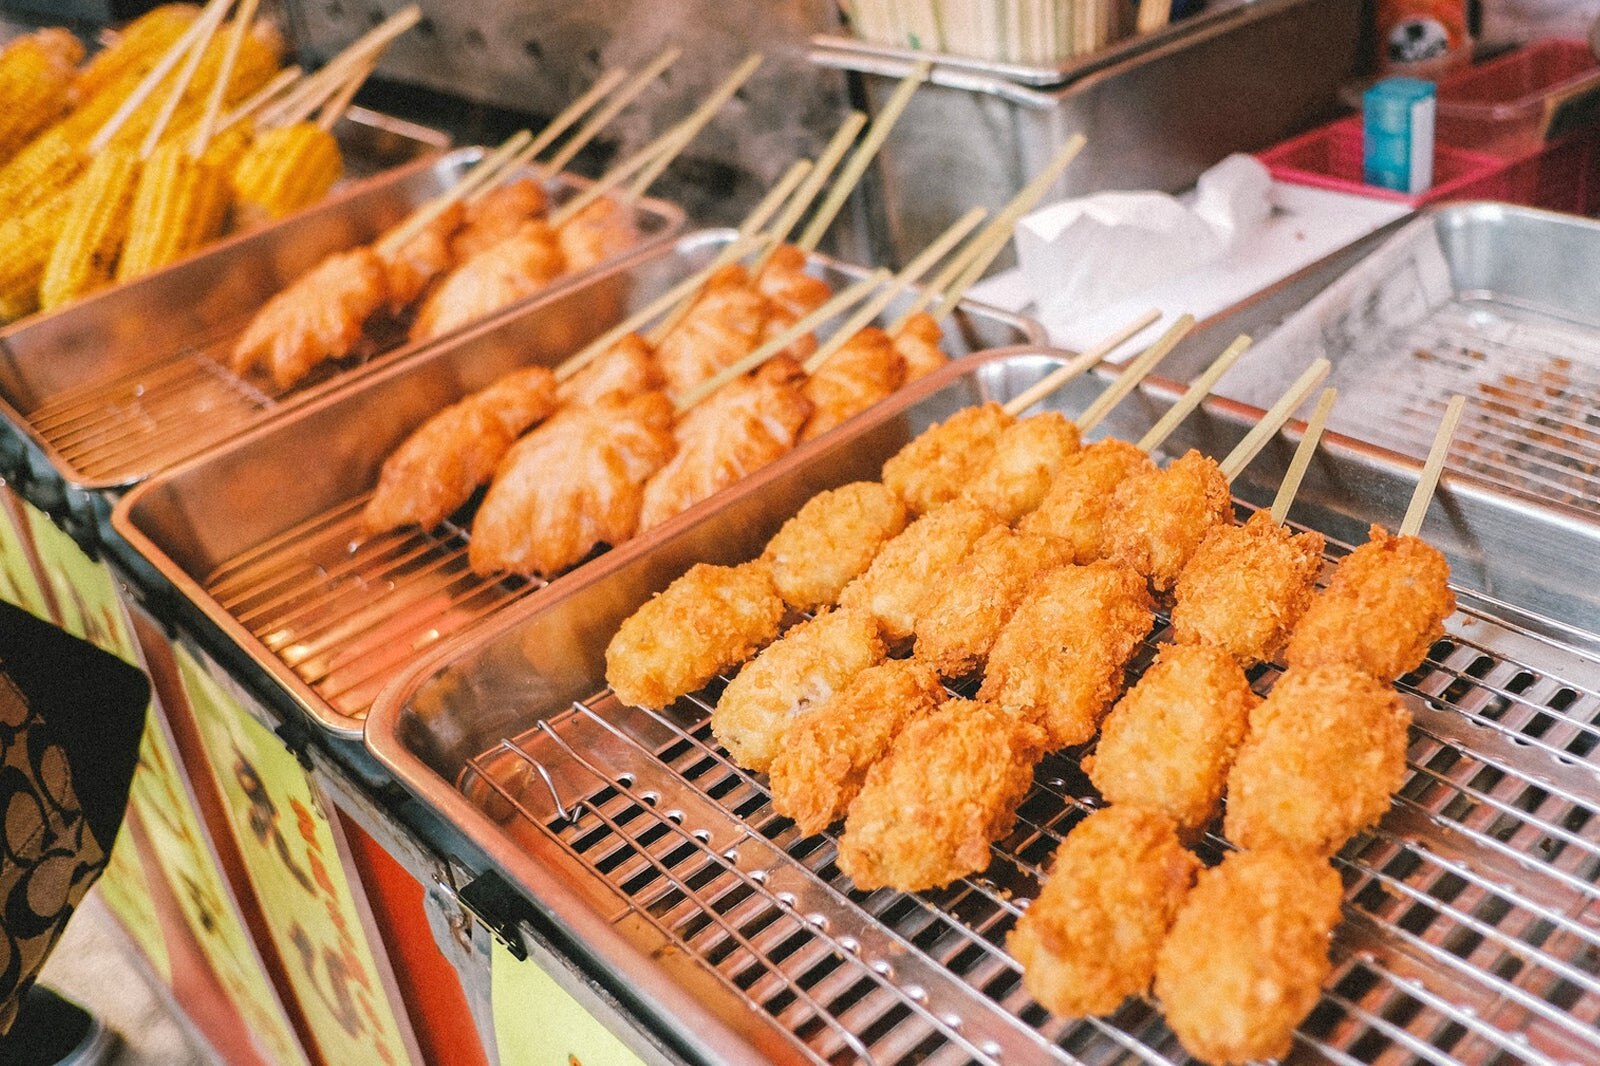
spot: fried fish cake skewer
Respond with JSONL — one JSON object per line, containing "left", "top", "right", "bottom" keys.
{"left": 1084, "top": 643, "right": 1258, "bottom": 836}
{"left": 1008, "top": 806, "right": 1199, "bottom": 1019}
{"left": 605, "top": 560, "right": 785, "bottom": 710}
{"left": 1223, "top": 663, "right": 1411, "bottom": 855}
{"left": 879, "top": 401, "right": 1015, "bottom": 516}
{"left": 838, "top": 696, "right": 1047, "bottom": 892}
{"left": 767, "top": 658, "right": 945, "bottom": 836}
{"left": 712, "top": 607, "right": 886, "bottom": 773}
{"left": 979, "top": 561, "right": 1154, "bottom": 750}
{"left": 1019, "top": 439, "right": 1156, "bottom": 562}
{"left": 1155, "top": 849, "right": 1343, "bottom": 1065}
{"left": 761, "top": 481, "right": 907, "bottom": 612}
{"left": 837, "top": 497, "right": 999, "bottom": 641}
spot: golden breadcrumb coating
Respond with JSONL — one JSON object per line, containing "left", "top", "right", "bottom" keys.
{"left": 1155, "top": 849, "right": 1343, "bottom": 1065}
{"left": 838, "top": 697, "right": 1047, "bottom": 891}
{"left": 1171, "top": 511, "right": 1326, "bottom": 666}
{"left": 768, "top": 658, "right": 946, "bottom": 835}
{"left": 1286, "top": 525, "right": 1455, "bottom": 681}
{"left": 980, "top": 562, "right": 1154, "bottom": 749}
{"left": 1020, "top": 439, "right": 1156, "bottom": 564}
{"left": 1009, "top": 806, "right": 1199, "bottom": 1018}
{"left": 1103, "top": 450, "right": 1233, "bottom": 592}
{"left": 1085, "top": 644, "right": 1258, "bottom": 835}
{"left": 712, "top": 607, "right": 885, "bottom": 773}
{"left": 913, "top": 526, "right": 1068, "bottom": 677}
{"left": 1224, "top": 663, "right": 1411, "bottom": 855}
{"left": 881, "top": 402, "right": 1015, "bottom": 515}
{"left": 838, "top": 498, "right": 999, "bottom": 640}
{"left": 962, "top": 412, "right": 1082, "bottom": 523}
{"left": 762, "top": 482, "right": 908, "bottom": 611}
{"left": 605, "top": 561, "right": 785, "bottom": 710}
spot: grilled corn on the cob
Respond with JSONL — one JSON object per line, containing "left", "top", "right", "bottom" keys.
{"left": 0, "top": 30, "right": 85, "bottom": 161}
{"left": 230, "top": 121, "right": 341, "bottom": 226}
{"left": 39, "top": 148, "right": 142, "bottom": 311}
{"left": 117, "top": 142, "right": 230, "bottom": 281}
{"left": 0, "top": 185, "right": 74, "bottom": 321}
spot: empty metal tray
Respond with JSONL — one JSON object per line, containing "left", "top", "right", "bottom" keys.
{"left": 367, "top": 346, "right": 1600, "bottom": 1066}
{"left": 0, "top": 145, "right": 684, "bottom": 495}
{"left": 109, "top": 231, "right": 1042, "bottom": 738}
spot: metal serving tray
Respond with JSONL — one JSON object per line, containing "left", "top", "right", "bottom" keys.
{"left": 110, "top": 231, "right": 1041, "bottom": 739}
{"left": 0, "top": 145, "right": 684, "bottom": 495}
{"left": 1206, "top": 202, "right": 1600, "bottom": 527}
{"left": 367, "top": 347, "right": 1600, "bottom": 1066}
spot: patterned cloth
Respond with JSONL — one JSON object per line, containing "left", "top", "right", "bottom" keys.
{"left": 0, "top": 602, "right": 147, "bottom": 1036}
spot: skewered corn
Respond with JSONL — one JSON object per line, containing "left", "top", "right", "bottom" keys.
{"left": 230, "top": 121, "right": 342, "bottom": 226}
{"left": 0, "top": 30, "right": 85, "bottom": 161}
{"left": 0, "top": 130, "right": 85, "bottom": 218}
{"left": 197, "top": 121, "right": 254, "bottom": 171}
{"left": 72, "top": 5, "right": 201, "bottom": 104}
{"left": 40, "top": 149, "right": 143, "bottom": 311}
{"left": 117, "top": 142, "right": 230, "bottom": 281}
{"left": 0, "top": 186, "right": 74, "bottom": 321}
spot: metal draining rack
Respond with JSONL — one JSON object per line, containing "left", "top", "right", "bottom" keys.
{"left": 1349, "top": 299, "right": 1600, "bottom": 518}
{"left": 205, "top": 492, "right": 539, "bottom": 720}
{"left": 461, "top": 516, "right": 1600, "bottom": 1066}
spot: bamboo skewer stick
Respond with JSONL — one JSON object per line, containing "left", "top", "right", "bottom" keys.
{"left": 1137, "top": 0, "right": 1172, "bottom": 34}
{"left": 623, "top": 54, "right": 763, "bottom": 203}
{"left": 796, "top": 60, "right": 930, "bottom": 253}
{"left": 376, "top": 130, "right": 532, "bottom": 254}
{"left": 553, "top": 235, "right": 766, "bottom": 382}
{"left": 315, "top": 54, "right": 373, "bottom": 132}
{"left": 140, "top": 0, "right": 234, "bottom": 160}
{"left": 1270, "top": 386, "right": 1337, "bottom": 526}
{"left": 216, "top": 65, "right": 301, "bottom": 133}
{"left": 547, "top": 130, "right": 684, "bottom": 227}
{"left": 1136, "top": 334, "right": 1253, "bottom": 453}
{"left": 89, "top": 3, "right": 225, "bottom": 153}
{"left": 543, "top": 48, "right": 680, "bottom": 175}
{"left": 1220, "top": 359, "right": 1332, "bottom": 481}
{"left": 644, "top": 161, "right": 812, "bottom": 347}
{"left": 674, "top": 269, "right": 892, "bottom": 412}
{"left": 801, "top": 206, "right": 986, "bottom": 376}
{"left": 1075, "top": 313, "right": 1196, "bottom": 433}
{"left": 258, "top": 5, "right": 420, "bottom": 129}
{"left": 191, "top": 0, "right": 259, "bottom": 154}
{"left": 1001, "top": 308, "right": 1161, "bottom": 417}
{"left": 1399, "top": 394, "right": 1466, "bottom": 537}
{"left": 751, "top": 111, "right": 867, "bottom": 275}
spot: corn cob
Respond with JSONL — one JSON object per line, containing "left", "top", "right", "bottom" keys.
{"left": 39, "top": 148, "right": 142, "bottom": 311}
{"left": 0, "top": 130, "right": 85, "bottom": 218}
{"left": 230, "top": 121, "right": 341, "bottom": 226}
{"left": 197, "top": 121, "right": 253, "bottom": 171}
{"left": 73, "top": 5, "right": 201, "bottom": 104}
{"left": 0, "top": 185, "right": 74, "bottom": 322}
{"left": 116, "top": 142, "right": 230, "bottom": 282}
{"left": 0, "top": 30, "right": 85, "bottom": 161}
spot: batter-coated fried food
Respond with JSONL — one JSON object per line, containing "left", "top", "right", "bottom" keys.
{"left": 1020, "top": 439, "right": 1156, "bottom": 564}
{"left": 231, "top": 247, "right": 389, "bottom": 389}
{"left": 799, "top": 326, "right": 905, "bottom": 442}
{"left": 410, "top": 221, "right": 566, "bottom": 342}
{"left": 881, "top": 402, "right": 1014, "bottom": 515}
{"left": 469, "top": 392, "right": 676, "bottom": 576}
{"left": 893, "top": 311, "right": 948, "bottom": 382}
{"left": 1009, "top": 806, "right": 1199, "bottom": 1018}
{"left": 712, "top": 607, "right": 885, "bottom": 773}
{"left": 1085, "top": 644, "right": 1258, "bottom": 835}
{"left": 767, "top": 657, "right": 946, "bottom": 834}
{"left": 913, "top": 526, "right": 1068, "bottom": 677}
{"left": 1224, "top": 663, "right": 1411, "bottom": 855}
{"left": 605, "top": 560, "right": 786, "bottom": 710}
{"left": 1286, "top": 524, "right": 1455, "bottom": 681}
{"left": 382, "top": 201, "right": 465, "bottom": 312}
{"left": 554, "top": 195, "right": 635, "bottom": 275}
{"left": 362, "top": 365, "right": 559, "bottom": 533}
{"left": 762, "top": 482, "right": 907, "bottom": 611}
{"left": 1155, "top": 849, "right": 1342, "bottom": 1065}
{"left": 554, "top": 333, "right": 663, "bottom": 407}
{"left": 451, "top": 178, "right": 546, "bottom": 262}
{"left": 838, "top": 697, "right": 1047, "bottom": 891}
{"left": 979, "top": 561, "right": 1154, "bottom": 749}
{"left": 654, "top": 264, "right": 769, "bottom": 397}
{"left": 1172, "top": 510, "right": 1326, "bottom": 666}
{"left": 636, "top": 358, "right": 813, "bottom": 532}
{"left": 838, "top": 498, "right": 999, "bottom": 640}
{"left": 961, "top": 412, "right": 1082, "bottom": 523}
{"left": 1103, "top": 449, "right": 1233, "bottom": 592}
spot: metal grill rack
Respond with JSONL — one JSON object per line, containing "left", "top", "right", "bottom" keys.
{"left": 461, "top": 516, "right": 1600, "bottom": 1066}
{"left": 205, "top": 494, "right": 539, "bottom": 720}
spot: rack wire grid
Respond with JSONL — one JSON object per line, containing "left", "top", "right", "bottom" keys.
{"left": 461, "top": 508, "right": 1600, "bottom": 1066}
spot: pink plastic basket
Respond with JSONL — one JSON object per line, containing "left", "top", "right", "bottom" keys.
{"left": 1257, "top": 116, "right": 1513, "bottom": 207}
{"left": 1435, "top": 39, "right": 1600, "bottom": 155}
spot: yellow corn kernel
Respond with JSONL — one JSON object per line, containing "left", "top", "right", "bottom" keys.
{"left": 197, "top": 122, "right": 254, "bottom": 172}
{"left": 0, "top": 30, "right": 84, "bottom": 161}
{"left": 230, "top": 122, "right": 342, "bottom": 226}
{"left": 0, "top": 185, "right": 74, "bottom": 322}
{"left": 40, "top": 149, "right": 142, "bottom": 311}
{"left": 73, "top": 5, "right": 200, "bottom": 104}
{"left": 116, "top": 143, "right": 230, "bottom": 282}
{"left": 0, "top": 129, "right": 84, "bottom": 218}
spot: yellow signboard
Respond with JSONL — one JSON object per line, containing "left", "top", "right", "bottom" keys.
{"left": 19, "top": 502, "right": 138, "bottom": 663}
{"left": 491, "top": 938, "right": 646, "bottom": 1066}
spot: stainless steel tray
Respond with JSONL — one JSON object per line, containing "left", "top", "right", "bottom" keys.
{"left": 1209, "top": 202, "right": 1600, "bottom": 527}
{"left": 0, "top": 146, "right": 684, "bottom": 494}
{"left": 110, "top": 231, "right": 1042, "bottom": 739}
{"left": 366, "top": 347, "right": 1600, "bottom": 1066}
